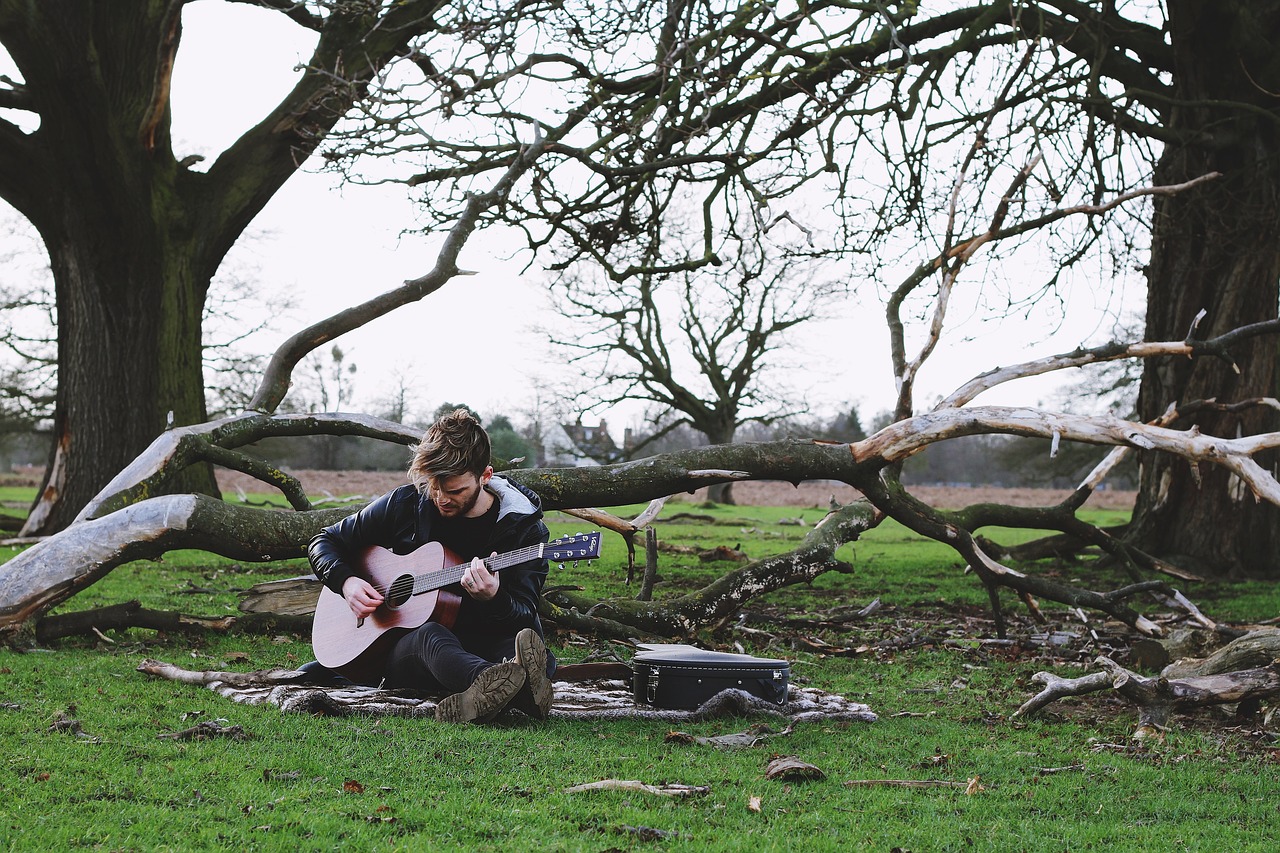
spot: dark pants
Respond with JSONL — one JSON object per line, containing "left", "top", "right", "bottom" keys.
{"left": 382, "top": 622, "right": 556, "bottom": 694}
{"left": 297, "top": 623, "right": 557, "bottom": 693}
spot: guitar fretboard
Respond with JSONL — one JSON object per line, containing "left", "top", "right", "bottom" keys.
{"left": 409, "top": 543, "right": 545, "bottom": 596}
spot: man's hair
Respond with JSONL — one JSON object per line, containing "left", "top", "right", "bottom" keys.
{"left": 408, "top": 408, "right": 491, "bottom": 491}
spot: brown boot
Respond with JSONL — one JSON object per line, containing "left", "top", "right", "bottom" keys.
{"left": 434, "top": 661, "right": 526, "bottom": 724}
{"left": 511, "top": 628, "right": 553, "bottom": 720}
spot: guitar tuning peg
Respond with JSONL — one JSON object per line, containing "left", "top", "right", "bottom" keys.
{"left": 558, "top": 562, "right": 566, "bottom": 570}
{"left": 572, "top": 560, "right": 580, "bottom": 568}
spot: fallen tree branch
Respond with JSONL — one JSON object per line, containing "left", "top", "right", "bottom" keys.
{"left": 34, "top": 600, "right": 311, "bottom": 642}
{"left": 0, "top": 495, "right": 350, "bottom": 637}
{"left": 543, "top": 502, "right": 878, "bottom": 637}
{"left": 1013, "top": 654, "right": 1280, "bottom": 737}
{"left": 8, "top": 392, "right": 1280, "bottom": 642}
{"left": 860, "top": 477, "right": 1166, "bottom": 637}
{"left": 78, "top": 412, "right": 421, "bottom": 523}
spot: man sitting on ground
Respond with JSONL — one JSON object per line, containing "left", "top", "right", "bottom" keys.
{"left": 307, "top": 408, "right": 554, "bottom": 723}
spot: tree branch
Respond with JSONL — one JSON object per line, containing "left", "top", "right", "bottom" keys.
{"left": 247, "top": 124, "right": 558, "bottom": 412}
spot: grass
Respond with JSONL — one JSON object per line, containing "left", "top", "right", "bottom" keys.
{"left": 2, "top": 494, "right": 1279, "bottom": 850}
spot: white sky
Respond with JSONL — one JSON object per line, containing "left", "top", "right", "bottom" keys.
{"left": 1, "top": 2, "right": 1147, "bottom": 440}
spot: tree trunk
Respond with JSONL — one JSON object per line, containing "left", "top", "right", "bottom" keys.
{"left": 1, "top": 4, "right": 223, "bottom": 534}
{"left": 1127, "top": 1, "right": 1280, "bottom": 577}
{"left": 23, "top": 233, "right": 219, "bottom": 535}
{"left": 700, "top": 423, "right": 738, "bottom": 505}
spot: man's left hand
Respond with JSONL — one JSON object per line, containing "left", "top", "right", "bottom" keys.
{"left": 461, "top": 556, "right": 498, "bottom": 601}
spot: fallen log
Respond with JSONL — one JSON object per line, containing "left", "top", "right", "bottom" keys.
{"left": 1013, "top": 654, "right": 1280, "bottom": 737}
{"left": 35, "top": 600, "right": 311, "bottom": 642}
{"left": 238, "top": 576, "right": 322, "bottom": 616}
{"left": 1160, "top": 628, "right": 1280, "bottom": 679}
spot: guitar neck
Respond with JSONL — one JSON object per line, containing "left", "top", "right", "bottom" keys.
{"left": 412, "top": 543, "right": 545, "bottom": 595}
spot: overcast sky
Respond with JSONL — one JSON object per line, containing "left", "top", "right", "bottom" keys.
{"left": 1, "top": 2, "right": 1146, "bottom": 440}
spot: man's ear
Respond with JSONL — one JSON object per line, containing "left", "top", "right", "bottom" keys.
{"left": 480, "top": 465, "right": 494, "bottom": 485}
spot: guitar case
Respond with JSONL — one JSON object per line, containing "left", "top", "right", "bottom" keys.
{"left": 629, "top": 644, "right": 791, "bottom": 709}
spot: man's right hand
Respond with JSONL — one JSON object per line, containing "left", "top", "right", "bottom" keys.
{"left": 342, "top": 577, "right": 384, "bottom": 619}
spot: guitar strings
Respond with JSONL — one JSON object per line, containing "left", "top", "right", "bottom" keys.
{"left": 362, "top": 540, "right": 567, "bottom": 597}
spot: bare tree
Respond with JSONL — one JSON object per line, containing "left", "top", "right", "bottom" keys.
{"left": 6, "top": 1, "right": 1273, "bottom": 573}
{"left": 550, "top": 231, "right": 830, "bottom": 501}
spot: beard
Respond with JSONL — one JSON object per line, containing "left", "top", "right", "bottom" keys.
{"left": 435, "top": 484, "right": 483, "bottom": 517}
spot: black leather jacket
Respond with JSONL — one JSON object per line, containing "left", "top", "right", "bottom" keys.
{"left": 307, "top": 476, "right": 550, "bottom": 638}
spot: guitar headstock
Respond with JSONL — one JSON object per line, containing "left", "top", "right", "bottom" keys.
{"left": 546, "top": 531, "right": 602, "bottom": 562}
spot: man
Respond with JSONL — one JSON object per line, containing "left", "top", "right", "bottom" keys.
{"left": 307, "top": 408, "right": 555, "bottom": 723}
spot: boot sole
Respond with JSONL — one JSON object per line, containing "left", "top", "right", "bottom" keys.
{"left": 435, "top": 661, "right": 526, "bottom": 723}
{"left": 514, "top": 628, "right": 553, "bottom": 719}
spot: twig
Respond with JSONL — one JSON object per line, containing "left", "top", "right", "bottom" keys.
{"left": 843, "top": 778, "right": 982, "bottom": 792}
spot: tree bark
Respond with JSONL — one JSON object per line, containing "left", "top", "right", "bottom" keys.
{"left": 1160, "top": 628, "right": 1280, "bottom": 679}
{"left": 1128, "top": 1, "right": 1280, "bottom": 576}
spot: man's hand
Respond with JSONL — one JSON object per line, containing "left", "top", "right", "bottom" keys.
{"left": 342, "top": 576, "right": 384, "bottom": 619}
{"left": 461, "top": 555, "right": 498, "bottom": 601}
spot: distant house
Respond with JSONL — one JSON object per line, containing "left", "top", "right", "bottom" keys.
{"left": 537, "top": 419, "right": 629, "bottom": 467}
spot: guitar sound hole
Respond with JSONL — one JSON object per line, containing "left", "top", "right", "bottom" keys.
{"left": 385, "top": 575, "right": 414, "bottom": 609}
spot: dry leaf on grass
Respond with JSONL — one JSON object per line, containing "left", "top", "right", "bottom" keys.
{"left": 764, "top": 756, "right": 825, "bottom": 781}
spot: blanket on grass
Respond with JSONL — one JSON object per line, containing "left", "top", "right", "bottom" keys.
{"left": 137, "top": 659, "right": 878, "bottom": 724}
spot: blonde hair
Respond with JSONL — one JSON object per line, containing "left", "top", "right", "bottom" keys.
{"left": 408, "top": 408, "right": 491, "bottom": 492}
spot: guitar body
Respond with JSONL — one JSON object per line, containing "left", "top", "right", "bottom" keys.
{"left": 311, "top": 542, "right": 463, "bottom": 683}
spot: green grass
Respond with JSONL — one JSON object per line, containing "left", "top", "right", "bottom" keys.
{"left": 2, "top": 495, "right": 1279, "bottom": 850}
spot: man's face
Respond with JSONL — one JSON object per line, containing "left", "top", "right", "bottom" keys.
{"left": 429, "top": 469, "right": 492, "bottom": 518}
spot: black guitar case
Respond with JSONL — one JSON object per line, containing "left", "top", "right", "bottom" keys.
{"left": 630, "top": 643, "right": 791, "bottom": 709}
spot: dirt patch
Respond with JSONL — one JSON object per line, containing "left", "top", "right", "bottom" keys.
{"left": 214, "top": 468, "right": 1135, "bottom": 511}
{"left": 215, "top": 468, "right": 409, "bottom": 500}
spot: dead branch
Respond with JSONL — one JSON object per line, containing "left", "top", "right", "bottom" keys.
{"left": 0, "top": 495, "right": 349, "bottom": 637}
{"left": 1012, "top": 669, "right": 1116, "bottom": 718}
{"left": 1014, "top": 654, "right": 1280, "bottom": 737}
{"left": 559, "top": 498, "right": 671, "bottom": 583}
{"left": 843, "top": 779, "right": 978, "bottom": 791}
{"left": 78, "top": 412, "right": 420, "bottom": 523}
{"left": 247, "top": 127, "right": 555, "bottom": 414}
{"left": 937, "top": 320, "right": 1277, "bottom": 410}
{"left": 1160, "top": 628, "right": 1280, "bottom": 678}
{"left": 34, "top": 599, "right": 311, "bottom": 642}
{"left": 8, "top": 397, "right": 1280, "bottom": 641}
{"left": 860, "top": 477, "right": 1166, "bottom": 637}
{"left": 543, "top": 502, "right": 878, "bottom": 637}
{"left": 853, "top": 406, "right": 1280, "bottom": 504}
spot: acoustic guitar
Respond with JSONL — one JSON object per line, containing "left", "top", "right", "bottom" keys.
{"left": 311, "top": 532, "right": 602, "bottom": 681}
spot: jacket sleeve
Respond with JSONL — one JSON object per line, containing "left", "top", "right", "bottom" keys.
{"left": 466, "top": 518, "right": 550, "bottom": 632}
{"left": 308, "top": 489, "right": 413, "bottom": 594}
